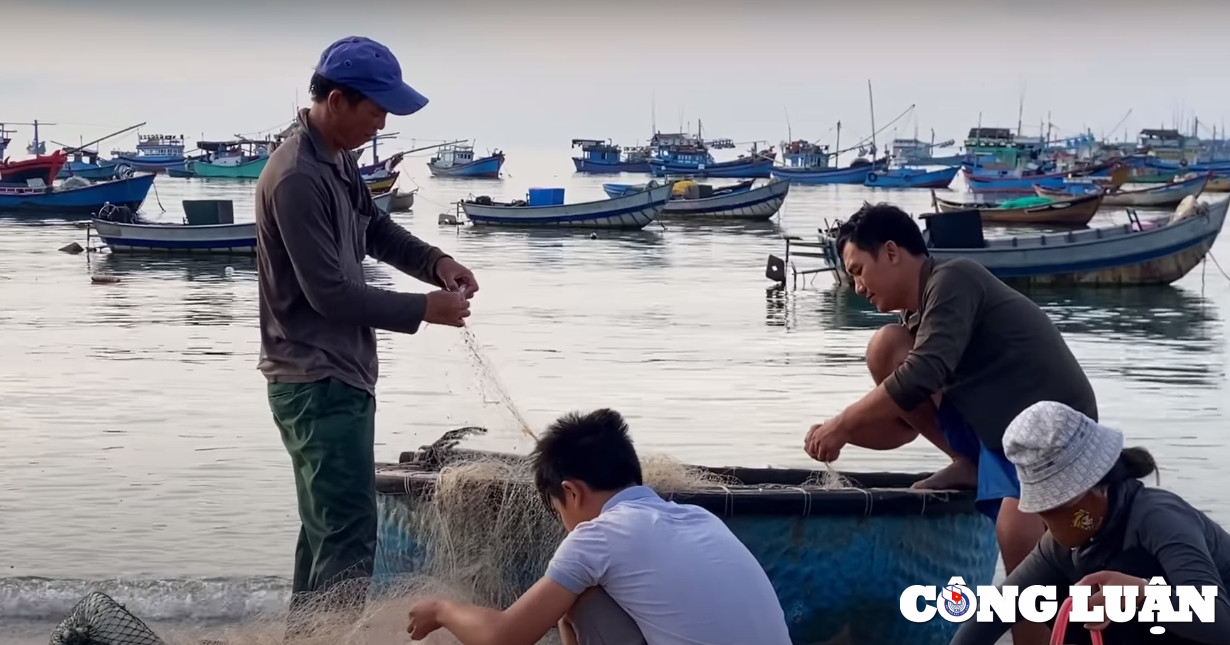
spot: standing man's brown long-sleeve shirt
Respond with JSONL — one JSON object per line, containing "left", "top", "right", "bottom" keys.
{"left": 256, "top": 109, "right": 449, "bottom": 395}
{"left": 882, "top": 257, "right": 1098, "bottom": 455}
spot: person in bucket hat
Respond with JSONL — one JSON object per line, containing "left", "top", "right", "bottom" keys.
{"left": 950, "top": 401, "right": 1230, "bottom": 645}
{"left": 255, "top": 36, "right": 477, "bottom": 636}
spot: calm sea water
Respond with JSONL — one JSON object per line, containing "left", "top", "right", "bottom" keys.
{"left": 2, "top": 148, "right": 1228, "bottom": 636}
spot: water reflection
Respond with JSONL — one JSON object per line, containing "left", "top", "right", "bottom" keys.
{"left": 765, "top": 282, "right": 1225, "bottom": 389}
{"left": 456, "top": 226, "right": 670, "bottom": 270}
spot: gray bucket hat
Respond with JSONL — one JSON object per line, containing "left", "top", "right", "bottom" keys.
{"left": 1002, "top": 401, "right": 1124, "bottom": 513}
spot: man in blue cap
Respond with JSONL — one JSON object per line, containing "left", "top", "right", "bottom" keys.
{"left": 255, "top": 36, "right": 477, "bottom": 632}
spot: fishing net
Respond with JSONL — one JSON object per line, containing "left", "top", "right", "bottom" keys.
{"left": 45, "top": 440, "right": 854, "bottom": 644}
{"left": 49, "top": 591, "right": 165, "bottom": 645}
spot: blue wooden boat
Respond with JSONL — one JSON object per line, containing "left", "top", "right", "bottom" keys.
{"left": 864, "top": 165, "right": 959, "bottom": 189}
{"left": 661, "top": 178, "right": 791, "bottom": 221}
{"left": 571, "top": 139, "right": 653, "bottom": 173}
{"left": 110, "top": 134, "right": 188, "bottom": 173}
{"left": 0, "top": 173, "right": 155, "bottom": 216}
{"left": 649, "top": 141, "right": 775, "bottom": 179}
{"left": 428, "top": 143, "right": 505, "bottom": 178}
{"left": 459, "top": 182, "right": 672, "bottom": 229}
{"left": 57, "top": 152, "right": 119, "bottom": 181}
{"left": 959, "top": 161, "right": 1119, "bottom": 194}
{"left": 772, "top": 158, "right": 888, "bottom": 184}
{"left": 372, "top": 442, "right": 998, "bottom": 645}
{"left": 1035, "top": 171, "right": 1209, "bottom": 208}
{"left": 768, "top": 195, "right": 1229, "bottom": 289}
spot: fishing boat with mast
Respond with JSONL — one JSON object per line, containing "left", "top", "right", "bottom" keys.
{"left": 647, "top": 123, "right": 775, "bottom": 179}
{"left": 0, "top": 120, "right": 68, "bottom": 185}
{"left": 188, "top": 137, "right": 280, "bottom": 179}
{"left": 110, "top": 133, "right": 188, "bottom": 173}
{"left": 53, "top": 122, "right": 148, "bottom": 181}
{"left": 571, "top": 138, "right": 653, "bottom": 173}
{"left": 427, "top": 142, "right": 505, "bottom": 178}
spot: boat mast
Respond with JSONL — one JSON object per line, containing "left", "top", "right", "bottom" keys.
{"left": 867, "top": 80, "right": 877, "bottom": 160}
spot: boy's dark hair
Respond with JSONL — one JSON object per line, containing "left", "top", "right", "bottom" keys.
{"left": 308, "top": 72, "right": 366, "bottom": 106}
{"left": 532, "top": 408, "right": 643, "bottom": 510}
{"left": 835, "top": 203, "right": 929, "bottom": 258}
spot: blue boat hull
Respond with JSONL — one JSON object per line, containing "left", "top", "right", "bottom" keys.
{"left": 771, "top": 160, "right": 887, "bottom": 185}
{"left": 865, "top": 166, "right": 960, "bottom": 188}
{"left": 650, "top": 157, "right": 773, "bottom": 179}
{"left": 58, "top": 161, "right": 119, "bottom": 181}
{"left": 112, "top": 155, "right": 188, "bottom": 173}
{"left": 428, "top": 155, "right": 504, "bottom": 178}
{"left": 372, "top": 457, "right": 999, "bottom": 645}
{"left": 602, "top": 181, "right": 756, "bottom": 199}
{"left": 0, "top": 173, "right": 156, "bottom": 215}
{"left": 573, "top": 157, "right": 653, "bottom": 174}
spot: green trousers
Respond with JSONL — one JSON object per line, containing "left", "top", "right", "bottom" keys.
{"left": 268, "top": 377, "right": 377, "bottom": 625}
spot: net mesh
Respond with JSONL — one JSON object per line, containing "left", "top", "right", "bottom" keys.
{"left": 49, "top": 591, "right": 165, "bottom": 645}
{"left": 46, "top": 446, "right": 852, "bottom": 644}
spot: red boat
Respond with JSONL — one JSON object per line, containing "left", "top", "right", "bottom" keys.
{"left": 0, "top": 149, "right": 68, "bottom": 185}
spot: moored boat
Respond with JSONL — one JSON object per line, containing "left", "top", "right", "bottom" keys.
{"left": 1034, "top": 172, "right": 1209, "bottom": 208}
{"left": 366, "top": 172, "right": 399, "bottom": 194}
{"left": 571, "top": 138, "right": 653, "bottom": 174}
{"left": 603, "top": 179, "right": 755, "bottom": 199}
{"left": 931, "top": 190, "right": 1103, "bottom": 226}
{"left": 766, "top": 195, "right": 1229, "bottom": 288}
{"left": 0, "top": 149, "right": 68, "bottom": 185}
{"left": 90, "top": 199, "right": 254, "bottom": 254}
{"left": 110, "top": 134, "right": 188, "bottom": 173}
{"left": 189, "top": 138, "right": 277, "bottom": 179}
{"left": 372, "top": 439, "right": 998, "bottom": 645}
{"left": 428, "top": 143, "right": 505, "bottom": 178}
{"left": 661, "top": 178, "right": 791, "bottom": 221}
{"left": 459, "top": 182, "right": 673, "bottom": 229}
{"left": 0, "top": 173, "right": 155, "bottom": 216}
{"left": 864, "top": 165, "right": 959, "bottom": 189}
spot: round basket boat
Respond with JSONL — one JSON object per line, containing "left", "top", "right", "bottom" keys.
{"left": 373, "top": 439, "right": 998, "bottom": 645}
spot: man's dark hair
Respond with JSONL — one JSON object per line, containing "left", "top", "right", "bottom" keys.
{"left": 835, "top": 203, "right": 929, "bottom": 258}
{"left": 309, "top": 72, "right": 366, "bottom": 105}
{"left": 532, "top": 408, "right": 643, "bottom": 510}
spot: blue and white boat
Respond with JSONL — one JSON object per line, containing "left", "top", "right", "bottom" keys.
{"left": 661, "top": 178, "right": 791, "bottom": 221}
{"left": 649, "top": 147, "right": 774, "bottom": 179}
{"left": 771, "top": 141, "right": 887, "bottom": 184}
{"left": 460, "top": 182, "right": 673, "bottom": 229}
{"left": 110, "top": 134, "right": 188, "bottom": 173}
{"left": 427, "top": 143, "right": 505, "bottom": 179}
{"left": 771, "top": 195, "right": 1230, "bottom": 289}
{"left": 864, "top": 165, "right": 960, "bottom": 189}
{"left": 91, "top": 199, "right": 254, "bottom": 254}
{"left": 57, "top": 151, "right": 119, "bottom": 181}
{"left": 571, "top": 139, "right": 652, "bottom": 174}
{"left": 0, "top": 173, "right": 155, "bottom": 216}
{"left": 602, "top": 179, "right": 755, "bottom": 200}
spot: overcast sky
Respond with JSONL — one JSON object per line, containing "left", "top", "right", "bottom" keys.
{"left": 4, "top": 0, "right": 1229, "bottom": 154}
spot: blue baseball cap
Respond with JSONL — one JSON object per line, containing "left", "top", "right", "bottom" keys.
{"left": 315, "top": 36, "right": 428, "bottom": 116}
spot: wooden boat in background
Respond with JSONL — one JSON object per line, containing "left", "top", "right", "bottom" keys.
{"left": 769, "top": 195, "right": 1229, "bottom": 288}
{"left": 864, "top": 165, "right": 959, "bottom": 189}
{"left": 365, "top": 172, "right": 399, "bottom": 194}
{"left": 1034, "top": 172, "right": 1208, "bottom": 208}
{"left": 0, "top": 173, "right": 155, "bottom": 216}
{"left": 0, "top": 149, "right": 68, "bottom": 185}
{"left": 931, "top": 190, "right": 1103, "bottom": 226}
{"left": 460, "top": 181, "right": 673, "bottom": 229}
{"left": 571, "top": 138, "right": 653, "bottom": 174}
{"left": 90, "top": 199, "right": 255, "bottom": 254}
{"left": 427, "top": 143, "right": 505, "bottom": 178}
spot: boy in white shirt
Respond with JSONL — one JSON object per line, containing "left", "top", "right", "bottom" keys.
{"left": 407, "top": 408, "right": 793, "bottom": 645}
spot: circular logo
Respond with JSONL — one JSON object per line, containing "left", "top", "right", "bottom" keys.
{"left": 943, "top": 585, "right": 970, "bottom": 616}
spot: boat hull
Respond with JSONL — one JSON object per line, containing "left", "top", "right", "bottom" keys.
{"left": 112, "top": 155, "right": 188, "bottom": 174}
{"left": 572, "top": 157, "right": 653, "bottom": 174}
{"left": 796, "top": 197, "right": 1229, "bottom": 288}
{"left": 0, "top": 173, "right": 155, "bottom": 215}
{"left": 428, "top": 155, "right": 504, "bottom": 178}
{"left": 865, "top": 166, "right": 959, "bottom": 189}
{"left": 1036, "top": 173, "right": 1208, "bottom": 208}
{"left": 651, "top": 157, "right": 773, "bottom": 179}
{"left": 372, "top": 449, "right": 998, "bottom": 645}
{"left": 771, "top": 159, "right": 887, "bottom": 185}
{"left": 91, "top": 220, "right": 256, "bottom": 254}
{"left": 934, "top": 192, "right": 1103, "bottom": 226}
{"left": 0, "top": 150, "right": 68, "bottom": 185}
{"left": 461, "top": 182, "right": 673, "bottom": 229}
{"left": 366, "top": 172, "right": 398, "bottom": 194}
{"left": 58, "top": 161, "right": 119, "bottom": 181}
{"left": 191, "top": 157, "right": 269, "bottom": 179}
{"left": 662, "top": 178, "right": 791, "bottom": 221}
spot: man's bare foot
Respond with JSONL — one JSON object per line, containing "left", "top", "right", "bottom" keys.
{"left": 911, "top": 458, "right": 978, "bottom": 490}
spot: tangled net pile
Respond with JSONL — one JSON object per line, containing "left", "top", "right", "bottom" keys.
{"left": 51, "top": 452, "right": 852, "bottom": 645}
